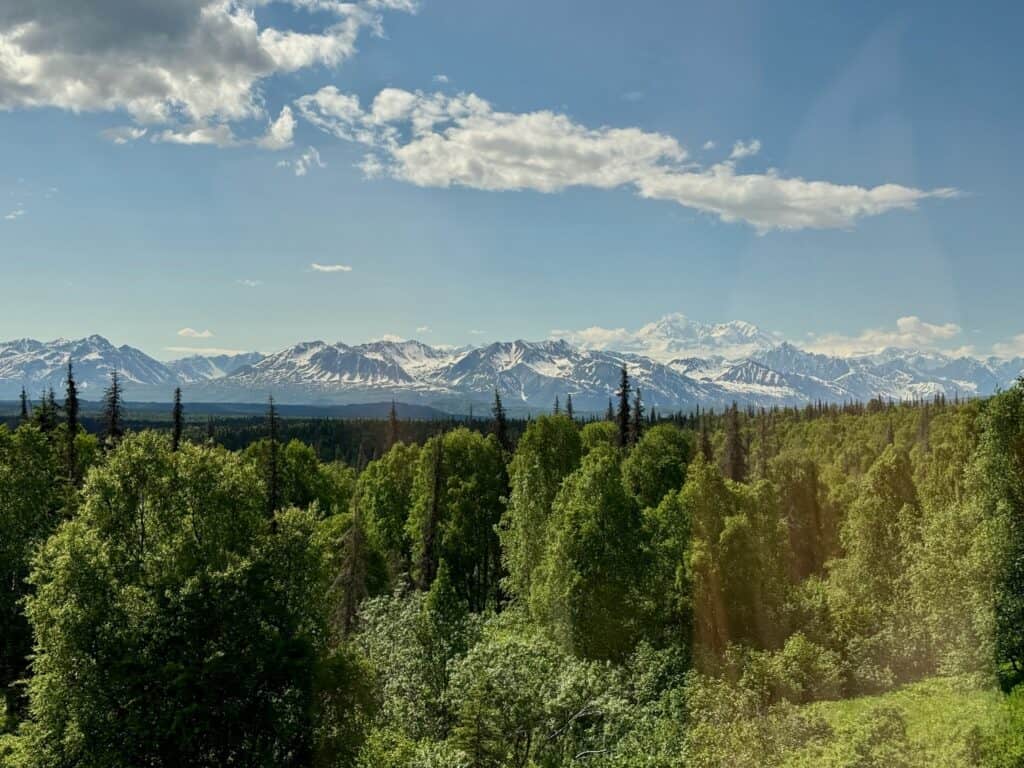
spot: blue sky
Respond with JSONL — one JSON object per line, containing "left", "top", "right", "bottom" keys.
{"left": 1, "top": 0, "right": 1021, "bottom": 360}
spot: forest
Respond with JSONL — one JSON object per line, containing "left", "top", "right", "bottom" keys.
{"left": 1, "top": 366, "right": 1023, "bottom": 767}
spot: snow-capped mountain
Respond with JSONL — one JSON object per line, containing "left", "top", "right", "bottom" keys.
{"left": 2, "top": 324, "right": 1022, "bottom": 412}
{"left": 0, "top": 335, "right": 175, "bottom": 396}
{"left": 167, "top": 352, "right": 266, "bottom": 383}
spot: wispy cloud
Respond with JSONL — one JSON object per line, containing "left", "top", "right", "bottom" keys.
{"left": 992, "top": 333, "right": 1024, "bottom": 359}
{"left": 177, "top": 327, "right": 214, "bottom": 338}
{"left": 702, "top": 140, "right": 716, "bottom": 150}
{"left": 295, "top": 86, "right": 957, "bottom": 232}
{"left": 102, "top": 126, "right": 148, "bottom": 144}
{"left": 432, "top": 74, "right": 449, "bottom": 84}
{"left": 416, "top": 325, "right": 432, "bottom": 333}
{"left": 469, "top": 329, "right": 487, "bottom": 336}
{"left": 311, "top": 262, "right": 353, "bottom": 273}
{"left": 729, "top": 139, "right": 761, "bottom": 160}
{"left": 237, "top": 278, "right": 262, "bottom": 288}
{"left": 4, "top": 205, "right": 25, "bottom": 221}
{"left": 277, "top": 146, "right": 326, "bottom": 176}
{"left": 256, "top": 106, "right": 296, "bottom": 151}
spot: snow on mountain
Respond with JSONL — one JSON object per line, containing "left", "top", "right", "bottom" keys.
{"left": 166, "top": 352, "right": 265, "bottom": 383}
{"left": 3, "top": 328, "right": 1023, "bottom": 412}
{"left": 0, "top": 335, "right": 174, "bottom": 397}
{"left": 567, "top": 313, "right": 780, "bottom": 362}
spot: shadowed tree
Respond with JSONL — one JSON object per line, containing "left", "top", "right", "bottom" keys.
{"left": 266, "top": 396, "right": 281, "bottom": 521}
{"left": 19, "top": 387, "right": 29, "bottom": 423}
{"left": 492, "top": 389, "right": 510, "bottom": 453}
{"left": 566, "top": 394, "right": 574, "bottom": 421}
{"left": 64, "top": 362, "right": 79, "bottom": 486}
{"left": 721, "top": 403, "right": 747, "bottom": 482}
{"left": 171, "top": 387, "right": 184, "bottom": 452}
{"left": 102, "top": 371, "right": 124, "bottom": 446}
{"left": 386, "top": 399, "right": 399, "bottom": 449}
{"left": 616, "top": 365, "right": 631, "bottom": 448}
{"left": 630, "top": 388, "right": 644, "bottom": 446}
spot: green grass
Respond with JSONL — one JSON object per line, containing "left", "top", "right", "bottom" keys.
{"left": 780, "top": 677, "right": 1024, "bottom": 767}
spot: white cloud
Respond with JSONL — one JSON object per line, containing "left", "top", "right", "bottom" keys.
{"left": 550, "top": 325, "right": 632, "bottom": 349}
{"left": 993, "top": 333, "right": 1024, "bottom": 359}
{"left": 702, "top": 140, "right": 716, "bottom": 150}
{"left": 311, "top": 262, "right": 352, "bottom": 272}
{"left": 4, "top": 205, "right": 25, "bottom": 221}
{"left": 803, "top": 316, "right": 964, "bottom": 356}
{"left": 375, "top": 333, "right": 404, "bottom": 342}
{"left": 237, "top": 278, "right": 262, "bottom": 287}
{"left": 102, "top": 126, "right": 148, "bottom": 144}
{"left": 278, "top": 146, "right": 326, "bottom": 175}
{"left": 155, "top": 123, "right": 238, "bottom": 147}
{"left": 416, "top": 325, "right": 431, "bottom": 333}
{"left": 177, "top": 327, "right": 214, "bottom": 338}
{"left": 0, "top": 0, "right": 415, "bottom": 141}
{"left": 432, "top": 73, "right": 449, "bottom": 84}
{"left": 257, "top": 106, "right": 296, "bottom": 150}
{"left": 729, "top": 139, "right": 761, "bottom": 160}
{"left": 295, "top": 86, "right": 956, "bottom": 231}
{"left": 165, "top": 346, "right": 248, "bottom": 356}
{"left": 469, "top": 329, "right": 487, "bottom": 335}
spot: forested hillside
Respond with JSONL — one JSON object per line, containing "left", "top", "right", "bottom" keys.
{"left": 1, "top": 367, "right": 1022, "bottom": 766}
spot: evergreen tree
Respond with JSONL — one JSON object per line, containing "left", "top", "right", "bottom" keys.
{"left": 33, "top": 388, "right": 58, "bottom": 433}
{"left": 566, "top": 394, "right": 574, "bottom": 421}
{"left": 605, "top": 398, "right": 615, "bottom": 422}
{"left": 19, "top": 386, "right": 29, "bottom": 423}
{"left": 629, "top": 388, "right": 644, "bottom": 446}
{"left": 206, "top": 415, "right": 215, "bottom": 442}
{"left": 492, "top": 389, "right": 510, "bottom": 452}
{"left": 171, "top": 387, "right": 184, "bottom": 452}
{"left": 699, "top": 418, "right": 714, "bottom": 463}
{"left": 616, "top": 365, "right": 631, "bottom": 448}
{"left": 266, "top": 396, "right": 281, "bottom": 520}
{"left": 553, "top": 395, "right": 560, "bottom": 415}
{"left": 721, "top": 402, "right": 747, "bottom": 482}
{"left": 64, "top": 362, "right": 80, "bottom": 486}
{"left": 386, "top": 399, "right": 400, "bottom": 449}
{"left": 102, "top": 370, "right": 124, "bottom": 445}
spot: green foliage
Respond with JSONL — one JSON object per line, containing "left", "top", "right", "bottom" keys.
{"left": 580, "top": 420, "right": 618, "bottom": 454}
{"left": 354, "top": 441, "right": 421, "bottom": 582}
{"left": 501, "top": 414, "right": 582, "bottom": 603}
{"left": 15, "top": 433, "right": 338, "bottom": 767}
{"left": 407, "top": 428, "right": 506, "bottom": 610}
{"left": 621, "top": 423, "right": 692, "bottom": 510}
{"left": 531, "top": 445, "right": 649, "bottom": 660}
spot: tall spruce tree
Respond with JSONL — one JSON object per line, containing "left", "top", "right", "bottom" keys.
{"left": 171, "top": 387, "right": 184, "bottom": 452}
{"left": 386, "top": 399, "right": 400, "bottom": 449}
{"left": 605, "top": 398, "right": 615, "bottom": 422}
{"left": 34, "top": 388, "right": 57, "bottom": 433}
{"left": 417, "top": 435, "right": 444, "bottom": 589}
{"left": 492, "top": 389, "right": 510, "bottom": 452}
{"left": 616, "top": 365, "right": 631, "bottom": 448}
{"left": 18, "top": 387, "right": 29, "bottom": 422}
{"left": 64, "top": 362, "right": 80, "bottom": 486}
{"left": 266, "top": 396, "right": 281, "bottom": 521}
{"left": 629, "top": 388, "right": 644, "bottom": 446}
{"left": 721, "top": 402, "right": 747, "bottom": 482}
{"left": 699, "top": 417, "right": 714, "bottom": 462}
{"left": 102, "top": 371, "right": 124, "bottom": 445}
{"left": 566, "top": 394, "right": 574, "bottom": 421}
{"left": 553, "top": 395, "right": 560, "bottom": 415}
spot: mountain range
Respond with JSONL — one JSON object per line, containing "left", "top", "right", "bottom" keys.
{"left": 2, "top": 317, "right": 1022, "bottom": 414}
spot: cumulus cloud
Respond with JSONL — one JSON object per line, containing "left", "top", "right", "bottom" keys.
{"left": 992, "top": 333, "right": 1024, "bottom": 360}
{"left": 256, "top": 105, "right": 295, "bottom": 150}
{"left": 803, "top": 316, "right": 964, "bottom": 356}
{"left": 702, "top": 140, "right": 716, "bottom": 150}
{"left": 432, "top": 73, "right": 449, "bottom": 84}
{"left": 294, "top": 86, "right": 956, "bottom": 231}
{"left": 277, "top": 146, "right": 326, "bottom": 175}
{"left": 0, "top": 0, "right": 414, "bottom": 141}
{"left": 177, "top": 327, "right": 214, "bottom": 338}
{"left": 311, "top": 262, "right": 352, "bottom": 272}
{"left": 4, "top": 205, "right": 25, "bottom": 220}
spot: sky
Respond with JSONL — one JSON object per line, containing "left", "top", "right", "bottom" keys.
{"left": 1, "top": 0, "right": 1021, "bottom": 361}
